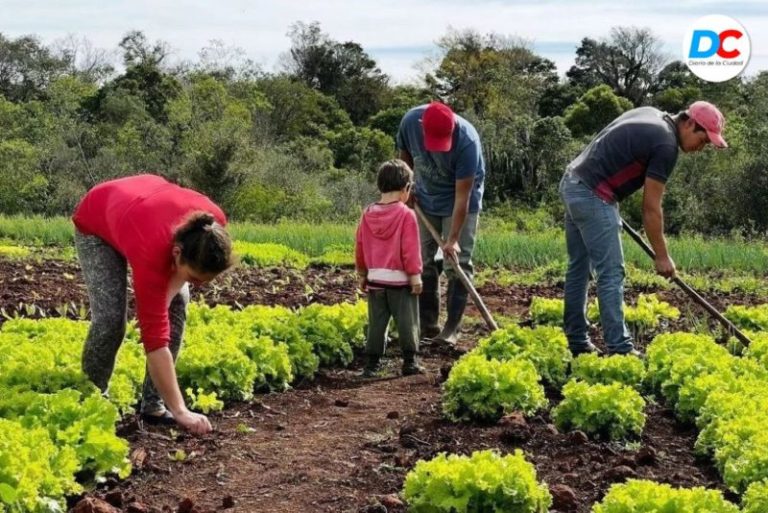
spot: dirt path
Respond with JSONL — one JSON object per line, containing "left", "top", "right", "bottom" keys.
{"left": 91, "top": 337, "right": 729, "bottom": 513}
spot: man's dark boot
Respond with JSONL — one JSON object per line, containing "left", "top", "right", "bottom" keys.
{"left": 402, "top": 353, "right": 426, "bottom": 376}
{"left": 570, "top": 342, "right": 603, "bottom": 357}
{"left": 433, "top": 278, "right": 469, "bottom": 346}
{"left": 420, "top": 271, "right": 441, "bottom": 340}
{"left": 361, "top": 355, "right": 381, "bottom": 378}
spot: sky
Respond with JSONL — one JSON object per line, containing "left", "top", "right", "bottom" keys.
{"left": 2, "top": 0, "right": 767, "bottom": 83}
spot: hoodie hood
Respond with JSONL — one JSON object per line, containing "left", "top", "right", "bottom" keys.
{"left": 361, "top": 202, "right": 409, "bottom": 241}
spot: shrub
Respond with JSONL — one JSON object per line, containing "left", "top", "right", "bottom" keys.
{"left": 295, "top": 302, "right": 367, "bottom": 366}
{"left": 571, "top": 352, "right": 646, "bottom": 389}
{"left": 743, "top": 479, "right": 768, "bottom": 513}
{"left": 403, "top": 450, "right": 552, "bottom": 513}
{"left": 474, "top": 325, "right": 571, "bottom": 385}
{"left": 645, "top": 332, "right": 730, "bottom": 405}
{"left": 442, "top": 353, "right": 546, "bottom": 423}
{"left": 529, "top": 296, "right": 563, "bottom": 326}
{"left": 592, "top": 479, "right": 739, "bottom": 513}
{"left": 233, "top": 241, "right": 310, "bottom": 269}
{"left": 553, "top": 380, "right": 646, "bottom": 440}
{"left": 724, "top": 304, "right": 768, "bottom": 331}
{"left": 0, "top": 244, "right": 29, "bottom": 258}
{"left": 589, "top": 294, "right": 680, "bottom": 330}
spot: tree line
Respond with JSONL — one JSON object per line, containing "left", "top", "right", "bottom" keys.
{"left": 0, "top": 23, "right": 766, "bottom": 235}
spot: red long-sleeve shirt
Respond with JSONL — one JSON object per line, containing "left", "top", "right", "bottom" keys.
{"left": 355, "top": 202, "right": 422, "bottom": 286}
{"left": 73, "top": 174, "right": 226, "bottom": 352}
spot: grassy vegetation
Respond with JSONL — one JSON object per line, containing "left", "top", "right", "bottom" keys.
{"left": 1, "top": 214, "right": 766, "bottom": 274}
{"left": 230, "top": 222, "right": 354, "bottom": 257}
{"left": 0, "top": 215, "right": 74, "bottom": 246}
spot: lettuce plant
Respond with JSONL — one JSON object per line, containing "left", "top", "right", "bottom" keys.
{"left": 442, "top": 353, "right": 546, "bottom": 423}
{"left": 403, "top": 450, "right": 552, "bottom": 513}
{"left": 553, "top": 380, "right": 646, "bottom": 440}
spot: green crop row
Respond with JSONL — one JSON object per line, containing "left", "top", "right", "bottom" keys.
{"left": 0, "top": 300, "right": 368, "bottom": 512}
{"left": 646, "top": 329, "right": 768, "bottom": 498}
{"left": 529, "top": 293, "right": 679, "bottom": 331}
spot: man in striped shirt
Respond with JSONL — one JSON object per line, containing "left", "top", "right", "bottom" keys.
{"left": 560, "top": 101, "right": 727, "bottom": 356}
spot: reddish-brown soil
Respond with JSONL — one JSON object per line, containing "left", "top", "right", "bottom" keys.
{"left": 0, "top": 258, "right": 759, "bottom": 512}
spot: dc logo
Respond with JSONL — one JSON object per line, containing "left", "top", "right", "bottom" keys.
{"left": 683, "top": 15, "right": 750, "bottom": 82}
{"left": 689, "top": 29, "right": 743, "bottom": 59}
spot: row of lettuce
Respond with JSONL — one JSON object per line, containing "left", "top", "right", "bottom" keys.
{"left": 401, "top": 300, "right": 768, "bottom": 512}
{"left": 4, "top": 293, "right": 768, "bottom": 512}
{"left": 404, "top": 451, "right": 763, "bottom": 513}
{"left": 0, "top": 241, "right": 355, "bottom": 269}
{"left": 0, "top": 300, "right": 367, "bottom": 513}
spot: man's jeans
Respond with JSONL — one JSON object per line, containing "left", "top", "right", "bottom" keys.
{"left": 418, "top": 211, "right": 479, "bottom": 282}
{"left": 559, "top": 173, "right": 634, "bottom": 354}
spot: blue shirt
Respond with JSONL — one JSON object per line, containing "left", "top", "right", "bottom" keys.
{"left": 396, "top": 105, "right": 485, "bottom": 216}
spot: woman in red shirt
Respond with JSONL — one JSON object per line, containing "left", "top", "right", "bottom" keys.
{"left": 73, "top": 174, "right": 234, "bottom": 435}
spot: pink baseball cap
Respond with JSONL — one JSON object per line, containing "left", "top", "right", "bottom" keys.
{"left": 687, "top": 101, "right": 727, "bottom": 148}
{"left": 422, "top": 101, "right": 455, "bottom": 152}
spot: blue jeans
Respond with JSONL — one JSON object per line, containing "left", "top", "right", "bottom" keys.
{"left": 559, "top": 173, "right": 634, "bottom": 354}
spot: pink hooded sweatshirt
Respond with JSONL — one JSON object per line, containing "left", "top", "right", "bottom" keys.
{"left": 355, "top": 202, "right": 422, "bottom": 287}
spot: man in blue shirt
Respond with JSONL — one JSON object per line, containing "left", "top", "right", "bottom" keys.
{"left": 396, "top": 102, "right": 486, "bottom": 345}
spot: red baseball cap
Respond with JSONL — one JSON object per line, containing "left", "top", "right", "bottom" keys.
{"left": 422, "top": 101, "right": 455, "bottom": 152}
{"left": 687, "top": 101, "right": 727, "bottom": 148}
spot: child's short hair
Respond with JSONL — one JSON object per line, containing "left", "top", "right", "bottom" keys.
{"left": 377, "top": 159, "right": 413, "bottom": 193}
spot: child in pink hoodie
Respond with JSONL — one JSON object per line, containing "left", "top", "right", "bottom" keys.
{"left": 356, "top": 159, "right": 424, "bottom": 377}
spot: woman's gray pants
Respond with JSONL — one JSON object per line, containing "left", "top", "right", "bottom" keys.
{"left": 75, "top": 231, "right": 189, "bottom": 414}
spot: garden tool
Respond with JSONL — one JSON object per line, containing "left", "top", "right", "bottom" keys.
{"left": 414, "top": 204, "right": 499, "bottom": 334}
{"left": 621, "top": 218, "right": 752, "bottom": 347}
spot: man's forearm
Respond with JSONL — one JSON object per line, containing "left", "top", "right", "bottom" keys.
{"left": 642, "top": 208, "right": 669, "bottom": 258}
{"left": 449, "top": 178, "right": 474, "bottom": 242}
{"left": 146, "top": 347, "right": 187, "bottom": 414}
{"left": 448, "top": 202, "right": 469, "bottom": 242}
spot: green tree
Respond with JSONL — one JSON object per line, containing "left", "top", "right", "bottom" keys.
{"left": 567, "top": 27, "right": 667, "bottom": 106}
{"left": 0, "top": 139, "right": 46, "bottom": 213}
{"left": 119, "top": 30, "right": 170, "bottom": 68}
{"left": 167, "top": 75, "right": 253, "bottom": 203}
{"left": 0, "top": 33, "right": 70, "bottom": 102}
{"left": 90, "top": 31, "right": 180, "bottom": 124}
{"left": 230, "top": 143, "right": 334, "bottom": 221}
{"left": 367, "top": 84, "right": 432, "bottom": 138}
{"left": 538, "top": 82, "right": 582, "bottom": 118}
{"left": 427, "top": 28, "right": 558, "bottom": 119}
{"left": 284, "top": 21, "right": 389, "bottom": 124}
{"left": 325, "top": 125, "right": 393, "bottom": 172}
{"left": 564, "top": 84, "right": 633, "bottom": 137}
{"left": 482, "top": 115, "right": 575, "bottom": 203}
{"left": 256, "top": 75, "right": 351, "bottom": 140}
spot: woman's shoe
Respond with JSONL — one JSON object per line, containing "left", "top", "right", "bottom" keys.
{"left": 140, "top": 409, "right": 176, "bottom": 426}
